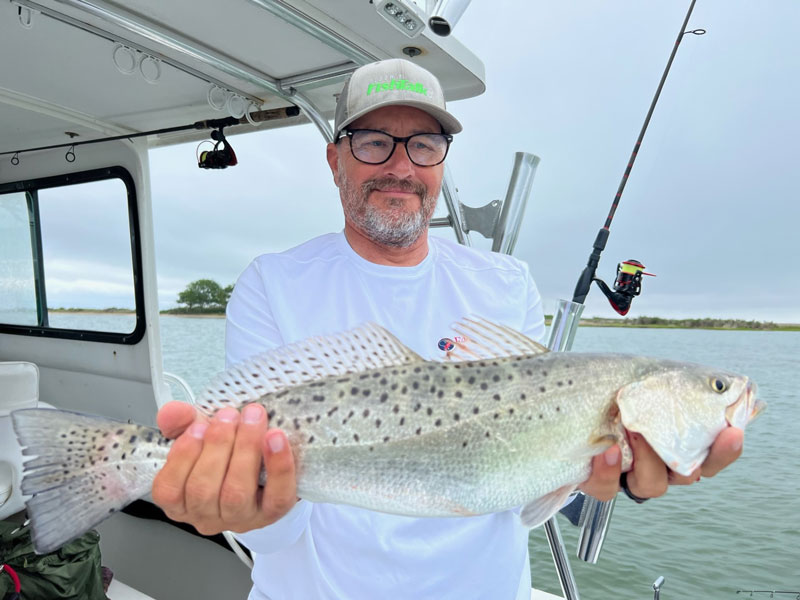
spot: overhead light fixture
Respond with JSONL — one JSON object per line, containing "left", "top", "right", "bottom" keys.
{"left": 375, "top": 0, "right": 426, "bottom": 38}
{"left": 428, "top": 0, "right": 472, "bottom": 37}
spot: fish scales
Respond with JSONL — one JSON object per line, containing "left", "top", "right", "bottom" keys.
{"left": 275, "top": 353, "right": 642, "bottom": 515}
{"left": 11, "top": 318, "right": 763, "bottom": 554}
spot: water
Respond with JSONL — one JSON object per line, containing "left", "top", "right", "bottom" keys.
{"left": 21, "top": 314, "right": 800, "bottom": 599}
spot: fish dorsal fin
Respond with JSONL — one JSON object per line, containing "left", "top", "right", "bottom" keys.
{"left": 196, "top": 322, "right": 423, "bottom": 416}
{"left": 445, "top": 316, "right": 549, "bottom": 362}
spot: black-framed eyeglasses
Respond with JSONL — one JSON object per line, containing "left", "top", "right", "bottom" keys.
{"left": 338, "top": 128, "right": 453, "bottom": 167}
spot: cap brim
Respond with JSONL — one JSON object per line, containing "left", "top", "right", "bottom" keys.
{"left": 336, "top": 98, "right": 462, "bottom": 138}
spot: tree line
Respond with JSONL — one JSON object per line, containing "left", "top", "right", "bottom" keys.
{"left": 170, "top": 279, "right": 233, "bottom": 313}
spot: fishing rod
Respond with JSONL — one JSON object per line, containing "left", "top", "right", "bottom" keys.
{"left": 572, "top": 0, "right": 705, "bottom": 313}
{"left": 544, "top": 3, "right": 707, "bottom": 599}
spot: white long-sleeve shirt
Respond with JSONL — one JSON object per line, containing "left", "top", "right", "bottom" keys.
{"left": 226, "top": 232, "right": 545, "bottom": 600}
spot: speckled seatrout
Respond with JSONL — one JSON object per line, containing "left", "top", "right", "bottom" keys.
{"left": 12, "top": 318, "right": 764, "bottom": 554}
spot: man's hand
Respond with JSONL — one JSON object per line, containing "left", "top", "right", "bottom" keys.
{"left": 578, "top": 427, "right": 744, "bottom": 502}
{"left": 151, "top": 401, "right": 298, "bottom": 536}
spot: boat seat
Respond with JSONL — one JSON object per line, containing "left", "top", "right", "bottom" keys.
{"left": 106, "top": 579, "right": 158, "bottom": 600}
{"left": 0, "top": 361, "right": 40, "bottom": 520}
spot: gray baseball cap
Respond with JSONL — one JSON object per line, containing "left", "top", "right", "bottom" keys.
{"left": 333, "top": 58, "right": 462, "bottom": 138}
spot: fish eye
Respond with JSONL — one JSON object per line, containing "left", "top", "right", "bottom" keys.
{"left": 710, "top": 378, "right": 727, "bottom": 393}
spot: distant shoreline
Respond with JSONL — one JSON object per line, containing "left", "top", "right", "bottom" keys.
{"left": 48, "top": 308, "right": 800, "bottom": 331}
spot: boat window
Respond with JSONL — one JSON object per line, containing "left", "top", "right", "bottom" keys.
{"left": 0, "top": 167, "right": 145, "bottom": 343}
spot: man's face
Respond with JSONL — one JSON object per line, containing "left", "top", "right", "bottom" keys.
{"left": 327, "top": 105, "right": 445, "bottom": 248}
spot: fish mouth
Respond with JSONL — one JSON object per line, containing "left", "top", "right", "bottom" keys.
{"left": 725, "top": 380, "right": 764, "bottom": 428}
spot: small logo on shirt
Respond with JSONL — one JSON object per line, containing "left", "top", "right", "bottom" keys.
{"left": 438, "top": 336, "right": 467, "bottom": 352}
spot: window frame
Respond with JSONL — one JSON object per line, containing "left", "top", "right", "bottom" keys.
{"left": 0, "top": 166, "right": 146, "bottom": 344}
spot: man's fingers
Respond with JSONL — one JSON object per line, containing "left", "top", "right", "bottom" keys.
{"left": 184, "top": 407, "right": 240, "bottom": 522}
{"left": 152, "top": 422, "right": 208, "bottom": 519}
{"left": 157, "top": 400, "right": 203, "bottom": 439}
{"left": 220, "top": 404, "right": 269, "bottom": 523}
{"left": 578, "top": 445, "right": 621, "bottom": 502}
{"left": 259, "top": 429, "right": 297, "bottom": 524}
{"left": 701, "top": 427, "right": 743, "bottom": 478}
{"left": 626, "top": 433, "right": 668, "bottom": 499}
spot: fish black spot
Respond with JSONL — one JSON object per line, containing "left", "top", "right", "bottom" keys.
{"left": 383, "top": 436, "right": 390, "bottom": 443}
{"left": 473, "top": 407, "right": 479, "bottom": 414}
{"left": 493, "top": 394, "right": 500, "bottom": 401}
{"left": 332, "top": 437, "right": 337, "bottom": 445}
{"left": 362, "top": 389, "right": 371, "bottom": 397}
{"left": 468, "top": 377, "right": 476, "bottom": 385}
{"left": 375, "top": 419, "right": 382, "bottom": 428}
{"left": 437, "top": 390, "right": 444, "bottom": 398}
{"left": 423, "top": 374, "right": 430, "bottom": 382}
{"left": 112, "top": 443, "right": 119, "bottom": 449}
{"left": 453, "top": 413, "right": 460, "bottom": 421}
{"left": 402, "top": 386, "right": 408, "bottom": 394}
{"left": 485, "top": 431, "right": 490, "bottom": 438}
{"left": 338, "top": 378, "right": 350, "bottom": 383}
{"left": 390, "top": 383, "right": 399, "bottom": 391}
{"left": 61, "top": 434, "right": 67, "bottom": 438}
{"left": 293, "top": 418, "right": 301, "bottom": 430}
{"left": 556, "top": 406, "right": 561, "bottom": 412}
{"left": 308, "top": 436, "right": 314, "bottom": 444}
{"left": 480, "top": 383, "right": 488, "bottom": 391}
{"left": 494, "top": 413, "right": 500, "bottom": 419}
{"left": 454, "top": 364, "right": 461, "bottom": 369}
{"left": 306, "top": 416, "right": 314, "bottom": 424}
{"left": 312, "top": 395, "right": 325, "bottom": 402}
{"left": 359, "top": 374, "right": 369, "bottom": 380}
{"left": 276, "top": 390, "right": 289, "bottom": 398}
{"left": 539, "top": 386, "right": 546, "bottom": 393}
{"left": 426, "top": 407, "right": 433, "bottom": 416}
{"left": 116, "top": 429, "right": 124, "bottom": 435}
{"left": 416, "top": 427, "right": 422, "bottom": 435}
{"left": 147, "top": 452, "right": 152, "bottom": 458}
{"left": 539, "top": 414, "right": 543, "bottom": 419}
{"left": 353, "top": 433, "right": 360, "bottom": 442}
{"left": 507, "top": 375, "right": 513, "bottom": 380}
{"left": 526, "top": 370, "right": 533, "bottom": 376}
{"left": 392, "top": 370, "right": 399, "bottom": 375}
{"left": 492, "top": 375, "right": 500, "bottom": 382}
{"left": 520, "top": 393, "right": 526, "bottom": 400}
{"left": 288, "top": 398, "right": 301, "bottom": 405}
{"left": 455, "top": 377, "right": 462, "bottom": 384}
{"left": 413, "top": 403, "right": 422, "bottom": 411}
{"left": 277, "top": 418, "right": 284, "bottom": 426}
{"left": 462, "top": 441, "right": 468, "bottom": 448}
{"left": 351, "top": 387, "right": 359, "bottom": 395}
{"left": 339, "top": 391, "right": 345, "bottom": 398}
{"left": 268, "top": 409, "right": 276, "bottom": 420}
{"left": 327, "top": 406, "right": 338, "bottom": 417}
{"left": 557, "top": 381, "right": 564, "bottom": 387}
{"left": 363, "top": 409, "right": 370, "bottom": 418}
{"left": 435, "top": 419, "right": 442, "bottom": 427}
{"left": 103, "top": 457, "right": 109, "bottom": 462}
{"left": 527, "top": 415, "right": 532, "bottom": 420}
{"left": 429, "top": 385, "right": 436, "bottom": 394}
{"left": 455, "top": 391, "right": 463, "bottom": 398}
{"left": 316, "top": 414, "right": 321, "bottom": 422}
{"left": 380, "top": 378, "right": 388, "bottom": 386}
{"left": 479, "top": 361, "right": 486, "bottom": 367}
{"left": 568, "top": 380, "right": 573, "bottom": 385}
{"left": 393, "top": 405, "right": 400, "bottom": 414}
{"left": 399, "top": 417, "right": 405, "bottom": 426}
{"left": 372, "top": 372, "right": 381, "bottom": 378}
{"left": 369, "top": 446, "right": 374, "bottom": 451}
{"left": 98, "top": 445, "right": 105, "bottom": 451}
{"left": 414, "top": 367, "right": 421, "bottom": 373}
{"left": 508, "top": 408, "right": 514, "bottom": 415}
{"left": 412, "top": 381, "right": 419, "bottom": 390}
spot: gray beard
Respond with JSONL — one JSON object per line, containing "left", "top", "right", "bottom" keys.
{"left": 338, "top": 166, "right": 439, "bottom": 248}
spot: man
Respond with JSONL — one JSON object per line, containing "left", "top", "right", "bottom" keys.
{"left": 153, "top": 59, "right": 743, "bottom": 599}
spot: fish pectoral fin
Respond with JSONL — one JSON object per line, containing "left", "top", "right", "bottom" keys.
{"left": 520, "top": 484, "right": 576, "bottom": 529}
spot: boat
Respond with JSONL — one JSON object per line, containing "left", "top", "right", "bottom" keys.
{"left": 0, "top": 1, "right": 665, "bottom": 598}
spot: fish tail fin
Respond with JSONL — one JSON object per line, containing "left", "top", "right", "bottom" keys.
{"left": 11, "top": 408, "right": 164, "bottom": 554}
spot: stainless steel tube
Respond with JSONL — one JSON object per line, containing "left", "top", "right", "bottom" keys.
{"left": 491, "top": 152, "right": 540, "bottom": 254}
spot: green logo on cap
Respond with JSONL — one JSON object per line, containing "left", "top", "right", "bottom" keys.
{"left": 366, "top": 79, "right": 428, "bottom": 97}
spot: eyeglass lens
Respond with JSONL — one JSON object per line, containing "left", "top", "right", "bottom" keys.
{"left": 349, "top": 130, "right": 449, "bottom": 166}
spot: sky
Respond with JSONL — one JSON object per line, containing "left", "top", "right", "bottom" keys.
{"left": 35, "top": 0, "right": 800, "bottom": 322}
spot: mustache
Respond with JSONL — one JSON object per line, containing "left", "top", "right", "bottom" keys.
{"left": 362, "top": 176, "right": 427, "bottom": 198}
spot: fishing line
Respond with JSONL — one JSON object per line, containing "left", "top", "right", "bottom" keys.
{"left": 571, "top": 0, "right": 704, "bottom": 306}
